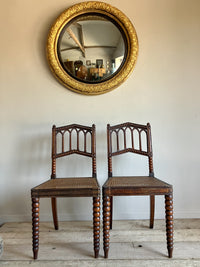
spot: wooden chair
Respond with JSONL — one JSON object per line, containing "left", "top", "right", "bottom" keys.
{"left": 103, "top": 122, "right": 173, "bottom": 258}
{"left": 31, "top": 124, "right": 100, "bottom": 259}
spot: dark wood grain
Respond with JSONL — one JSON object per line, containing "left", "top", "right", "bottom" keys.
{"left": 103, "top": 122, "right": 173, "bottom": 258}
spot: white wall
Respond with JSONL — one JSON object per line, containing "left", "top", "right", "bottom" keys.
{"left": 1, "top": 0, "right": 200, "bottom": 224}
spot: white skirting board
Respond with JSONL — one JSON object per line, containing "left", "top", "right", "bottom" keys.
{"left": 1, "top": 209, "right": 200, "bottom": 224}
{"left": 0, "top": 236, "right": 3, "bottom": 257}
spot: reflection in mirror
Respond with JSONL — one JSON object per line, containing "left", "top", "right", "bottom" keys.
{"left": 58, "top": 14, "right": 126, "bottom": 83}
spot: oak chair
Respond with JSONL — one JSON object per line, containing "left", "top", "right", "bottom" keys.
{"left": 31, "top": 124, "right": 100, "bottom": 259}
{"left": 103, "top": 122, "right": 173, "bottom": 258}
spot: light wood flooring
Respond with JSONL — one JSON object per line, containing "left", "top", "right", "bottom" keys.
{"left": 0, "top": 219, "right": 200, "bottom": 266}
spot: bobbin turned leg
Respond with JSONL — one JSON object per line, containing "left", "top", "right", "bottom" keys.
{"left": 110, "top": 196, "right": 113, "bottom": 230}
{"left": 93, "top": 197, "right": 100, "bottom": 258}
{"left": 165, "top": 193, "right": 173, "bottom": 258}
{"left": 150, "top": 195, "right": 155, "bottom": 228}
{"left": 103, "top": 194, "right": 111, "bottom": 258}
{"left": 32, "top": 197, "right": 40, "bottom": 259}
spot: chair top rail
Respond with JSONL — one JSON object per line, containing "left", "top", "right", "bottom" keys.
{"left": 108, "top": 122, "right": 150, "bottom": 131}
{"left": 53, "top": 123, "right": 94, "bottom": 132}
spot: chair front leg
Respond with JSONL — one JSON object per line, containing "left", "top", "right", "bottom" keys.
{"left": 165, "top": 193, "right": 173, "bottom": 258}
{"left": 103, "top": 194, "right": 111, "bottom": 258}
{"left": 32, "top": 197, "right": 40, "bottom": 259}
{"left": 93, "top": 197, "right": 100, "bottom": 258}
{"left": 110, "top": 196, "right": 113, "bottom": 230}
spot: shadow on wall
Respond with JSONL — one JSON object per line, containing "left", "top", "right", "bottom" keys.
{"left": 0, "top": 127, "right": 51, "bottom": 224}
{"left": 36, "top": 5, "right": 73, "bottom": 80}
{"left": 0, "top": 124, "right": 108, "bottom": 223}
{"left": 0, "top": 123, "right": 156, "bottom": 223}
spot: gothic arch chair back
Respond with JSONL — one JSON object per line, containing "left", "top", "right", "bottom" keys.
{"left": 103, "top": 122, "right": 173, "bottom": 258}
{"left": 31, "top": 124, "right": 100, "bottom": 259}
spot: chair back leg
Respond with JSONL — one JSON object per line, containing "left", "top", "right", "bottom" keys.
{"left": 51, "top": 197, "right": 58, "bottom": 230}
{"left": 150, "top": 195, "right": 155, "bottom": 228}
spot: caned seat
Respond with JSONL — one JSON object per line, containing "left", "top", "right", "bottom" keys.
{"left": 103, "top": 122, "right": 173, "bottom": 258}
{"left": 104, "top": 176, "right": 171, "bottom": 193}
{"left": 32, "top": 178, "right": 99, "bottom": 197}
{"left": 31, "top": 124, "right": 100, "bottom": 259}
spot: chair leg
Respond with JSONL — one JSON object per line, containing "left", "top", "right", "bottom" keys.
{"left": 165, "top": 194, "right": 173, "bottom": 258}
{"left": 93, "top": 197, "right": 100, "bottom": 258}
{"left": 103, "top": 194, "right": 111, "bottom": 258}
{"left": 51, "top": 197, "right": 58, "bottom": 230}
{"left": 32, "top": 197, "right": 40, "bottom": 260}
{"left": 110, "top": 196, "right": 113, "bottom": 230}
{"left": 150, "top": 195, "right": 155, "bottom": 228}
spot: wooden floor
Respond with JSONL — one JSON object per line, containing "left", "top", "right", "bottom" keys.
{"left": 0, "top": 219, "right": 200, "bottom": 266}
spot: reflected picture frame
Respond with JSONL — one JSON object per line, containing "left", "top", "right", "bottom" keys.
{"left": 96, "top": 59, "right": 103, "bottom": 68}
{"left": 86, "top": 60, "right": 91, "bottom": 66}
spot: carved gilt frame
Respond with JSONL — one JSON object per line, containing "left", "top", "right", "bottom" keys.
{"left": 46, "top": 1, "right": 138, "bottom": 95}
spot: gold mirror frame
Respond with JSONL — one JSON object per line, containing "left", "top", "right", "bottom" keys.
{"left": 46, "top": 1, "right": 138, "bottom": 95}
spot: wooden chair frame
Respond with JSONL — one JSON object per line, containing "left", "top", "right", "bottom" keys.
{"left": 31, "top": 124, "right": 100, "bottom": 259}
{"left": 103, "top": 122, "right": 173, "bottom": 258}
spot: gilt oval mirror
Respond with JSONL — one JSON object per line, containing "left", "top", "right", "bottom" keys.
{"left": 46, "top": 2, "right": 138, "bottom": 95}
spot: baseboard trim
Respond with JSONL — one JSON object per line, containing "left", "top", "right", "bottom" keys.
{"left": 1, "top": 210, "right": 200, "bottom": 224}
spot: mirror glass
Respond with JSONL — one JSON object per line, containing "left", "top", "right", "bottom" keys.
{"left": 57, "top": 14, "right": 126, "bottom": 83}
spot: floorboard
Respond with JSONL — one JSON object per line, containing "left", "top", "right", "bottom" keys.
{"left": 0, "top": 219, "right": 200, "bottom": 266}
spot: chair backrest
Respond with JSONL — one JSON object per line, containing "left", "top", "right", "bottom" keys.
{"left": 51, "top": 124, "right": 96, "bottom": 178}
{"left": 107, "top": 122, "right": 154, "bottom": 177}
